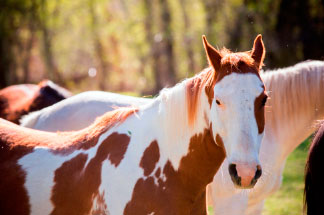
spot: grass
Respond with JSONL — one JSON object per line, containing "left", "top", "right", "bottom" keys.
{"left": 207, "top": 138, "right": 311, "bottom": 215}
{"left": 263, "top": 138, "right": 311, "bottom": 215}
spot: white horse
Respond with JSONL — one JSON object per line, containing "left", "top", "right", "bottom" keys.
{"left": 1, "top": 35, "right": 267, "bottom": 214}
{"left": 21, "top": 91, "right": 149, "bottom": 131}
{"left": 21, "top": 60, "right": 324, "bottom": 214}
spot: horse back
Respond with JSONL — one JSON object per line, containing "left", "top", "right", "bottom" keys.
{"left": 0, "top": 81, "right": 70, "bottom": 124}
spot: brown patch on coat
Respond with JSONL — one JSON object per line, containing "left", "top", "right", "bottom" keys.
{"left": 186, "top": 35, "right": 266, "bottom": 126}
{"left": 124, "top": 128, "right": 226, "bottom": 215}
{"left": 51, "top": 132, "right": 130, "bottom": 215}
{"left": 254, "top": 92, "right": 267, "bottom": 133}
{"left": 0, "top": 81, "right": 70, "bottom": 124}
{"left": 140, "top": 140, "right": 160, "bottom": 176}
{"left": 0, "top": 138, "right": 32, "bottom": 215}
{"left": 155, "top": 167, "right": 161, "bottom": 178}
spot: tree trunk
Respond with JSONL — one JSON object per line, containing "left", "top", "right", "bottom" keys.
{"left": 201, "top": 0, "right": 223, "bottom": 66}
{"left": 88, "top": 0, "right": 110, "bottom": 90}
{"left": 179, "top": 0, "right": 196, "bottom": 76}
{"left": 40, "top": 0, "right": 62, "bottom": 83}
{"left": 202, "top": 0, "right": 222, "bottom": 42}
{"left": 22, "top": 23, "right": 35, "bottom": 83}
{"left": 156, "top": 0, "right": 176, "bottom": 92}
{"left": 0, "top": 38, "right": 11, "bottom": 88}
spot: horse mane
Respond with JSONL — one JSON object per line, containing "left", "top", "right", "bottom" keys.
{"left": 1, "top": 107, "right": 138, "bottom": 154}
{"left": 261, "top": 60, "right": 324, "bottom": 138}
{"left": 304, "top": 120, "right": 324, "bottom": 215}
{"left": 186, "top": 68, "right": 215, "bottom": 126}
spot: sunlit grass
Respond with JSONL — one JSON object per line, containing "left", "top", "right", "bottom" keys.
{"left": 263, "top": 139, "right": 311, "bottom": 215}
{"left": 208, "top": 205, "right": 214, "bottom": 215}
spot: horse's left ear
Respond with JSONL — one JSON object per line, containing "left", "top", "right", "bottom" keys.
{"left": 251, "top": 34, "right": 265, "bottom": 70}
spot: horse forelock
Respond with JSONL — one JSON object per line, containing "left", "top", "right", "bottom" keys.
{"left": 219, "top": 49, "right": 255, "bottom": 69}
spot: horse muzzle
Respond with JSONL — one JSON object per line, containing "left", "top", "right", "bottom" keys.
{"left": 228, "top": 163, "right": 262, "bottom": 189}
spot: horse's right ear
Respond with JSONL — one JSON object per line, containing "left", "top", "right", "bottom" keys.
{"left": 251, "top": 34, "right": 265, "bottom": 70}
{"left": 202, "top": 35, "right": 222, "bottom": 71}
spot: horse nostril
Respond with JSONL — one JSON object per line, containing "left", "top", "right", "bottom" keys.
{"left": 228, "top": 164, "right": 237, "bottom": 177}
{"left": 228, "top": 163, "right": 241, "bottom": 185}
{"left": 254, "top": 165, "right": 262, "bottom": 180}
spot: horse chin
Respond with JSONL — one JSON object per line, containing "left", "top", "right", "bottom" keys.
{"left": 232, "top": 179, "right": 258, "bottom": 189}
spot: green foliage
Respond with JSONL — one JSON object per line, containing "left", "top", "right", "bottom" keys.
{"left": 0, "top": 0, "right": 323, "bottom": 92}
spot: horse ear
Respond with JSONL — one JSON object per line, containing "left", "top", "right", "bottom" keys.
{"left": 202, "top": 35, "right": 222, "bottom": 71}
{"left": 251, "top": 34, "right": 265, "bottom": 70}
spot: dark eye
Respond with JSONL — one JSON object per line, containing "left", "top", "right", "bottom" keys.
{"left": 216, "top": 99, "right": 221, "bottom": 105}
{"left": 261, "top": 96, "right": 268, "bottom": 107}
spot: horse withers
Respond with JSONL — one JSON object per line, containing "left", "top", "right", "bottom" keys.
{"left": 0, "top": 35, "right": 267, "bottom": 215}
{"left": 0, "top": 80, "right": 71, "bottom": 124}
{"left": 304, "top": 121, "right": 324, "bottom": 215}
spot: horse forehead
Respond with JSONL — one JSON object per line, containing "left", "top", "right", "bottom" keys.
{"left": 214, "top": 73, "right": 264, "bottom": 96}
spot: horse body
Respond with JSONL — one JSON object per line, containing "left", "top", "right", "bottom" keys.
{"left": 210, "top": 60, "right": 324, "bottom": 215}
{"left": 0, "top": 80, "right": 71, "bottom": 124}
{"left": 1, "top": 36, "right": 267, "bottom": 215}
{"left": 20, "top": 91, "right": 149, "bottom": 131}
{"left": 304, "top": 121, "right": 324, "bottom": 215}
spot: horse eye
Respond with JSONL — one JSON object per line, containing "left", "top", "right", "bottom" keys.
{"left": 261, "top": 96, "right": 268, "bottom": 107}
{"left": 216, "top": 99, "right": 221, "bottom": 105}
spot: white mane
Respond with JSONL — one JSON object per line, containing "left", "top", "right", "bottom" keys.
{"left": 261, "top": 60, "right": 324, "bottom": 145}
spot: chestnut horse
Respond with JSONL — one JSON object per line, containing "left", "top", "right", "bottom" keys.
{"left": 0, "top": 35, "right": 267, "bottom": 215}
{"left": 21, "top": 60, "right": 324, "bottom": 215}
{"left": 304, "top": 121, "right": 324, "bottom": 215}
{"left": 0, "top": 80, "right": 71, "bottom": 124}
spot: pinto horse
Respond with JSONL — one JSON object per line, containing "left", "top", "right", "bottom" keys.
{"left": 0, "top": 35, "right": 267, "bottom": 215}
{"left": 21, "top": 60, "right": 324, "bottom": 215}
{"left": 0, "top": 80, "right": 71, "bottom": 124}
{"left": 304, "top": 121, "right": 324, "bottom": 215}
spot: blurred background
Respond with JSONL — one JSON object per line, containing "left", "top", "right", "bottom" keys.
{"left": 1, "top": 0, "right": 324, "bottom": 94}
{"left": 1, "top": 0, "right": 323, "bottom": 214}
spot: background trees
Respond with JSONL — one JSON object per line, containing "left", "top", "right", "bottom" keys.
{"left": 1, "top": 0, "right": 323, "bottom": 94}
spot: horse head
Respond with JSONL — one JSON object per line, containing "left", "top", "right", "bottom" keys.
{"left": 202, "top": 35, "right": 267, "bottom": 188}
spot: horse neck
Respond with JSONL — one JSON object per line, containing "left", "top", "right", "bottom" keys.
{"left": 262, "top": 61, "right": 324, "bottom": 157}
{"left": 149, "top": 79, "right": 225, "bottom": 195}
